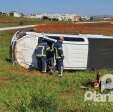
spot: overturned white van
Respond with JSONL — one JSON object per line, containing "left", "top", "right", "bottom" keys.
{"left": 10, "top": 31, "right": 113, "bottom": 70}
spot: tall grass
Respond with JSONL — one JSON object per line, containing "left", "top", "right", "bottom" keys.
{"left": 5, "top": 90, "right": 59, "bottom": 112}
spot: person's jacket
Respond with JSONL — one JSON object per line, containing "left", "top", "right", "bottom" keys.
{"left": 35, "top": 42, "right": 49, "bottom": 57}
{"left": 54, "top": 40, "right": 64, "bottom": 59}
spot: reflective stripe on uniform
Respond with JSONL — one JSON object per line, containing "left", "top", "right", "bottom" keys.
{"left": 36, "top": 46, "right": 46, "bottom": 57}
{"left": 55, "top": 47, "right": 63, "bottom": 59}
{"left": 55, "top": 48, "right": 59, "bottom": 59}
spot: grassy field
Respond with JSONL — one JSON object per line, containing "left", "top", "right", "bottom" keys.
{"left": 0, "top": 16, "right": 65, "bottom": 28}
{"left": 0, "top": 32, "right": 113, "bottom": 112}
{"left": 0, "top": 16, "right": 49, "bottom": 28}
{"left": 0, "top": 16, "right": 45, "bottom": 28}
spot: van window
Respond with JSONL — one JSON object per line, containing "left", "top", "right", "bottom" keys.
{"left": 64, "top": 37, "right": 84, "bottom": 42}
{"left": 49, "top": 36, "right": 84, "bottom": 42}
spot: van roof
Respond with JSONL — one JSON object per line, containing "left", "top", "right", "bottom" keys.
{"left": 26, "top": 32, "right": 113, "bottom": 39}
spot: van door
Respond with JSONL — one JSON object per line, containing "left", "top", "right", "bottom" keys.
{"left": 63, "top": 37, "right": 88, "bottom": 70}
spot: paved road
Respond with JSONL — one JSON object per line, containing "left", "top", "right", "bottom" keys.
{"left": 0, "top": 25, "right": 36, "bottom": 32}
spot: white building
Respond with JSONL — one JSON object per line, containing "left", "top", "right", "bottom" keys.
{"left": 35, "top": 14, "right": 44, "bottom": 19}
{"left": 81, "top": 16, "right": 90, "bottom": 21}
{"left": 25, "top": 13, "right": 81, "bottom": 21}
{"left": 46, "top": 14, "right": 81, "bottom": 21}
{"left": 57, "top": 14, "right": 81, "bottom": 22}
{"left": 9, "top": 11, "right": 22, "bottom": 17}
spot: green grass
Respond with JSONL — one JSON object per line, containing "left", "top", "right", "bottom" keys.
{"left": 0, "top": 16, "right": 51, "bottom": 28}
{"left": 0, "top": 16, "right": 70, "bottom": 28}
{"left": 0, "top": 32, "right": 113, "bottom": 112}
{"left": 0, "top": 16, "right": 45, "bottom": 28}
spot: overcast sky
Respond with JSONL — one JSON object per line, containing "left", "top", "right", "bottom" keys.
{"left": 0, "top": 0, "right": 113, "bottom": 16}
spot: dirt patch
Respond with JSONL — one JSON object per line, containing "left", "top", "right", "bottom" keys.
{"left": 34, "top": 23, "right": 113, "bottom": 36}
{"left": 9, "top": 66, "right": 48, "bottom": 77}
{"left": 0, "top": 77, "right": 10, "bottom": 84}
{"left": 0, "top": 65, "right": 49, "bottom": 78}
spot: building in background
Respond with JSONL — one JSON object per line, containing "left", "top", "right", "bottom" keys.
{"left": 40, "top": 14, "right": 81, "bottom": 22}
{"left": 0, "top": 11, "right": 8, "bottom": 16}
{"left": 9, "top": 11, "right": 22, "bottom": 17}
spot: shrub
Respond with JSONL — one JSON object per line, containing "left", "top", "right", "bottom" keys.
{"left": 19, "top": 21, "right": 24, "bottom": 25}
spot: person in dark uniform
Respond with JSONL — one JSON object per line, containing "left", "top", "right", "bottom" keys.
{"left": 54, "top": 36, "right": 64, "bottom": 76}
{"left": 46, "top": 41, "right": 55, "bottom": 74}
{"left": 35, "top": 40, "right": 49, "bottom": 73}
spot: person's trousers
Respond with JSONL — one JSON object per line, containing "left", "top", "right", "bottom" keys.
{"left": 47, "top": 57, "right": 54, "bottom": 70}
{"left": 36, "top": 56, "right": 47, "bottom": 72}
{"left": 56, "top": 58, "right": 64, "bottom": 74}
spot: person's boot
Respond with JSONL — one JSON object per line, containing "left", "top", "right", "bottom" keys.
{"left": 58, "top": 71, "right": 63, "bottom": 77}
{"left": 42, "top": 70, "right": 46, "bottom": 73}
{"left": 58, "top": 67, "right": 63, "bottom": 77}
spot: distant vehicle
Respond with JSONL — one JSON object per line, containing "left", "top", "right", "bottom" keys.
{"left": 10, "top": 31, "right": 113, "bottom": 70}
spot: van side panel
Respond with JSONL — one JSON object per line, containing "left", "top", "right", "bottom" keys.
{"left": 63, "top": 42, "right": 88, "bottom": 70}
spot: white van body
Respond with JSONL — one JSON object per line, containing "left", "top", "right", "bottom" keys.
{"left": 11, "top": 32, "right": 89, "bottom": 70}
